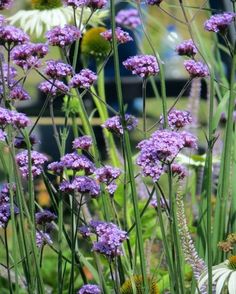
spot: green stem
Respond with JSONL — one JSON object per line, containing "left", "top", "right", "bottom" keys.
{"left": 142, "top": 78, "right": 147, "bottom": 138}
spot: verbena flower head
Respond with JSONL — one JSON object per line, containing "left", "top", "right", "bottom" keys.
{"left": 11, "top": 43, "right": 48, "bottom": 70}
{"left": 59, "top": 176, "right": 100, "bottom": 197}
{"left": 184, "top": 60, "right": 209, "bottom": 78}
{"left": 0, "top": 0, "right": 13, "bottom": 10}
{"left": 115, "top": 9, "right": 141, "bottom": 29}
{"left": 9, "top": 86, "right": 31, "bottom": 101}
{"left": 175, "top": 39, "right": 197, "bottom": 57}
{"left": 204, "top": 12, "right": 236, "bottom": 33}
{"left": 106, "top": 182, "right": 117, "bottom": 195}
{"left": 47, "top": 161, "right": 64, "bottom": 174}
{"left": 46, "top": 25, "right": 81, "bottom": 47}
{"left": 78, "top": 225, "right": 91, "bottom": 238}
{"left": 102, "top": 114, "right": 138, "bottom": 135}
{"left": 171, "top": 163, "right": 187, "bottom": 180}
{"left": 100, "top": 27, "right": 133, "bottom": 44}
{"left": 72, "top": 135, "right": 93, "bottom": 150}
{"left": 14, "top": 135, "right": 38, "bottom": 149}
{"left": 38, "top": 79, "right": 69, "bottom": 96}
{"left": 146, "top": 0, "right": 163, "bottom": 5}
{"left": 60, "top": 153, "right": 95, "bottom": 174}
{"left": 77, "top": 284, "right": 101, "bottom": 294}
{"left": 161, "top": 109, "right": 192, "bottom": 129}
{"left": 45, "top": 60, "right": 73, "bottom": 79}
{"left": 0, "top": 183, "right": 15, "bottom": 205}
{"left": 36, "top": 230, "right": 53, "bottom": 248}
{"left": 87, "top": 0, "right": 107, "bottom": 10}
{"left": 63, "top": 0, "right": 88, "bottom": 8}
{"left": 123, "top": 55, "right": 159, "bottom": 78}
{"left": 35, "top": 210, "right": 57, "bottom": 225}
{"left": 0, "top": 204, "right": 19, "bottom": 228}
{"left": 69, "top": 69, "right": 97, "bottom": 89}
{"left": 95, "top": 165, "right": 121, "bottom": 184}
{"left": 0, "top": 25, "right": 29, "bottom": 47}
{"left": 2, "top": 63, "right": 17, "bottom": 80}
{"left": 150, "top": 197, "right": 168, "bottom": 210}
{"left": 16, "top": 150, "right": 48, "bottom": 178}
{"left": 0, "top": 107, "right": 31, "bottom": 129}
{"left": 90, "top": 220, "right": 128, "bottom": 258}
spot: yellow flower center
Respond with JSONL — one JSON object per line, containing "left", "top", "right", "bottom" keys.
{"left": 31, "top": 0, "right": 62, "bottom": 10}
{"left": 228, "top": 255, "right": 236, "bottom": 270}
{"left": 120, "top": 275, "right": 159, "bottom": 294}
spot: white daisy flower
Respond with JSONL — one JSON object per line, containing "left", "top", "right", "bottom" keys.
{"left": 8, "top": 4, "right": 108, "bottom": 39}
{"left": 198, "top": 256, "right": 236, "bottom": 294}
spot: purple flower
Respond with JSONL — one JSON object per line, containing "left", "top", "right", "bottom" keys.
{"left": 0, "top": 0, "right": 13, "bottom": 10}
{"left": 48, "top": 161, "right": 64, "bottom": 174}
{"left": 46, "top": 25, "right": 81, "bottom": 47}
{"left": 115, "top": 9, "right": 141, "bottom": 29}
{"left": 181, "top": 131, "right": 198, "bottom": 149}
{"left": 146, "top": 0, "right": 163, "bottom": 5}
{"left": 36, "top": 231, "right": 53, "bottom": 248}
{"left": 102, "top": 114, "right": 138, "bottom": 135}
{"left": 175, "top": 39, "right": 197, "bottom": 57}
{"left": 9, "top": 85, "right": 31, "bottom": 101}
{"left": 0, "top": 204, "right": 19, "bottom": 228}
{"left": 45, "top": 60, "right": 73, "bottom": 79}
{"left": 87, "top": 0, "right": 107, "bottom": 10}
{"left": 59, "top": 176, "right": 100, "bottom": 197}
{"left": 11, "top": 111, "right": 31, "bottom": 128}
{"left": 95, "top": 165, "right": 121, "bottom": 184}
{"left": 63, "top": 0, "right": 88, "bottom": 8}
{"left": 0, "top": 129, "right": 6, "bottom": 141}
{"left": 69, "top": 69, "right": 97, "bottom": 89}
{"left": 171, "top": 163, "right": 187, "bottom": 180}
{"left": 60, "top": 153, "right": 95, "bottom": 174}
{"left": 100, "top": 27, "right": 133, "bottom": 44}
{"left": 77, "top": 284, "right": 101, "bottom": 294}
{"left": 0, "top": 107, "right": 12, "bottom": 126}
{"left": 123, "top": 55, "right": 159, "bottom": 78}
{"left": 150, "top": 197, "right": 169, "bottom": 210}
{"left": 72, "top": 136, "right": 93, "bottom": 150}
{"left": 35, "top": 210, "right": 57, "bottom": 225}
{"left": 161, "top": 109, "right": 192, "bottom": 129}
{"left": 0, "top": 15, "right": 6, "bottom": 25}
{"left": 106, "top": 182, "right": 117, "bottom": 195}
{"left": 14, "top": 135, "right": 38, "bottom": 149}
{"left": 16, "top": 150, "right": 48, "bottom": 178}
{"left": 11, "top": 43, "right": 48, "bottom": 70}
{"left": 38, "top": 79, "right": 69, "bottom": 96}
{"left": 0, "top": 26, "right": 29, "bottom": 47}
{"left": 2, "top": 63, "right": 17, "bottom": 80}
{"left": 204, "top": 12, "right": 236, "bottom": 33}
{"left": 184, "top": 60, "right": 209, "bottom": 78}
{"left": 78, "top": 225, "right": 91, "bottom": 238}
{"left": 0, "top": 183, "right": 15, "bottom": 205}
{"left": 90, "top": 220, "right": 127, "bottom": 258}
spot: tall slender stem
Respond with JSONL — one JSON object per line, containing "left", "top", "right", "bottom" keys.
{"left": 142, "top": 78, "right": 147, "bottom": 138}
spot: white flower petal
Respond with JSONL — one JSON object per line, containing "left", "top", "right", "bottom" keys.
{"left": 216, "top": 270, "right": 232, "bottom": 294}
{"left": 228, "top": 271, "right": 236, "bottom": 294}
{"left": 213, "top": 268, "right": 229, "bottom": 283}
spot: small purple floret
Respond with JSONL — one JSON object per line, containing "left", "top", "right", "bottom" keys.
{"left": 115, "top": 9, "right": 141, "bottom": 29}
{"left": 102, "top": 114, "right": 138, "bottom": 135}
{"left": 77, "top": 284, "right": 101, "bottom": 294}
{"left": 204, "top": 12, "right": 236, "bottom": 33}
{"left": 72, "top": 136, "right": 93, "bottom": 150}
{"left": 0, "top": 26, "right": 29, "bottom": 47}
{"left": 176, "top": 39, "right": 197, "bottom": 57}
{"left": 38, "top": 80, "right": 69, "bottom": 96}
{"left": 100, "top": 27, "right": 133, "bottom": 44}
{"left": 45, "top": 60, "right": 73, "bottom": 79}
{"left": 69, "top": 69, "right": 97, "bottom": 89}
{"left": 184, "top": 60, "right": 209, "bottom": 78}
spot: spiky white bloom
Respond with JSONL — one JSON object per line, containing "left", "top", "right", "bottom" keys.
{"left": 8, "top": 7, "right": 108, "bottom": 39}
{"left": 198, "top": 259, "right": 236, "bottom": 294}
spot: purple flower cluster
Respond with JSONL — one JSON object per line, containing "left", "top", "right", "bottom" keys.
{"left": 0, "top": 107, "right": 31, "bottom": 129}
{"left": 137, "top": 130, "right": 197, "bottom": 181}
{"left": 161, "top": 109, "right": 192, "bottom": 129}
{"left": 150, "top": 197, "right": 169, "bottom": 210}
{"left": 69, "top": 69, "right": 97, "bottom": 89}
{"left": 14, "top": 135, "right": 38, "bottom": 149}
{"left": 16, "top": 150, "right": 48, "bottom": 178}
{"left": 63, "top": 0, "right": 88, "bottom": 8}
{"left": 38, "top": 80, "right": 69, "bottom": 96}
{"left": 60, "top": 153, "right": 95, "bottom": 174}
{"left": 79, "top": 225, "right": 91, "bottom": 238}
{"left": 9, "top": 86, "right": 31, "bottom": 101}
{"left": 0, "top": 204, "right": 19, "bottom": 228}
{"left": 0, "top": 26, "right": 29, "bottom": 47}
{"left": 90, "top": 220, "right": 128, "bottom": 258}
{"left": 36, "top": 231, "right": 53, "bottom": 248}
{"left": 95, "top": 165, "right": 121, "bottom": 195}
{"left": 59, "top": 176, "right": 100, "bottom": 198}
{"left": 100, "top": 27, "right": 133, "bottom": 44}
{"left": 115, "top": 9, "right": 141, "bottom": 29}
{"left": 146, "top": 0, "right": 163, "bottom": 5}
{"left": 184, "top": 60, "right": 209, "bottom": 78}
{"left": 171, "top": 163, "right": 187, "bottom": 180}
{"left": 0, "top": 183, "right": 15, "bottom": 205}
{"left": 123, "top": 55, "right": 159, "bottom": 78}
{"left": 204, "top": 12, "right": 236, "bottom": 33}
{"left": 1, "top": 63, "right": 17, "bottom": 81}
{"left": 77, "top": 284, "right": 101, "bottom": 294}
{"left": 36, "top": 210, "right": 57, "bottom": 226}
{"left": 46, "top": 25, "right": 81, "bottom": 48}
{"left": 176, "top": 39, "right": 197, "bottom": 57}
{"left": 63, "top": 0, "right": 107, "bottom": 10}
{"left": 47, "top": 161, "right": 64, "bottom": 174}
{"left": 102, "top": 114, "right": 138, "bottom": 135}
{"left": 0, "top": 0, "right": 13, "bottom": 10}
{"left": 45, "top": 60, "right": 73, "bottom": 79}
{"left": 73, "top": 135, "right": 93, "bottom": 150}
{"left": 11, "top": 43, "right": 48, "bottom": 71}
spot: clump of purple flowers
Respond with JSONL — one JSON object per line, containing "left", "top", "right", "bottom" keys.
{"left": 0, "top": 204, "right": 19, "bottom": 228}
{"left": 38, "top": 80, "right": 69, "bottom": 96}
{"left": 176, "top": 39, "right": 197, "bottom": 57}
{"left": 36, "top": 231, "right": 53, "bottom": 248}
{"left": 45, "top": 60, "right": 73, "bottom": 79}
{"left": 204, "top": 12, "right": 236, "bottom": 33}
{"left": 0, "top": 0, "right": 13, "bottom": 10}
{"left": 60, "top": 153, "right": 95, "bottom": 174}
{"left": 69, "top": 69, "right": 97, "bottom": 89}
{"left": 87, "top": 0, "right": 107, "bottom": 10}
{"left": 77, "top": 284, "right": 101, "bottom": 294}
{"left": 0, "top": 26, "right": 29, "bottom": 48}
{"left": 46, "top": 25, "right": 81, "bottom": 48}
{"left": 184, "top": 60, "right": 209, "bottom": 78}
{"left": 171, "top": 163, "right": 187, "bottom": 180}
{"left": 146, "top": 0, "right": 163, "bottom": 5}
{"left": 73, "top": 135, "right": 93, "bottom": 150}
{"left": 100, "top": 27, "right": 133, "bottom": 44}
{"left": 0, "top": 183, "right": 15, "bottom": 205}
{"left": 16, "top": 150, "right": 48, "bottom": 178}
{"left": 14, "top": 135, "right": 38, "bottom": 149}
{"left": 95, "top": 165, "right": 121, "bottom": 195}
{"left": 161, "top": 109, "right": 192, "bottom": 129}
{"left": 59, "top": 176, "right": 100, "bottom": 198}
{"left": 9, "top": 86, "right": 31, "bottom": 101}
{"left": 36, "top": 210, "right": 57, "bottom": 226}
{"left": 11, "top": 43, "right": 48, "bottom": 71}
{"left": 35, "top": 210, "right": 56, "bottom": 247}
{"left": 116, "top": 9, "right": 141, "bottom": 29}
{"left": 123, "top": 55, "right": 159, "bottom": 78}
{"left": 102, "top": 114, "right": 138, "bottom": 136}
{"left": 0, "top": 107, "right": 31, "bottom": 129}
{"left": 90, "top": 220, "right": 128, "bottom": 258}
